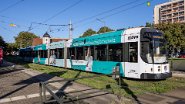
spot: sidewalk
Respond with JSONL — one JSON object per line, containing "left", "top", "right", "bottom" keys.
{"left": 136, "top": 88, "right": 185, "bottom": 104}
{"left": 0, "top": 62, "right": 44, "bottom": 104}
{"left": 172, "top": 71, "right": 185, "bottom": 78}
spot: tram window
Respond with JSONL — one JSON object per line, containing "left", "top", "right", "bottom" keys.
{"left": 38, "top": 51, "right": 41, "bottom": 58}
{"left": 76, "top": 47, "right": 84, "bottom": 60}
{"left": 69, "top": 48, "right": 76, "bottom": 59}
{"left": 67, "top": 48, "right": 70, "bottom": 59}
{"left": 25, "top": 51, "right": 28, "bottom": 57}
{"left": 28, "top": 51, "right": 31, "bottom": 57}
{"left": 34, "top": 51, "right": 38, "bottom": 57}
{"left": 95, "top": 45, "right": 107, "bottom": 61}
{"left": 56, "top": 49, "right": 59, "bottom": 59}
{"left": 128, "top": 42, "right": 138, "bottom": 62}
{"left": 108, "top": 44, "right": 123, "bottom": 62}
{"left": 50, "top": 49, "right": 55, "bottom": 56}
{"left": 91, "top": 46, "right": 94, "bottom": 58}
{"left": 42, "top": 50, "right": 47, "bottom": 58}
{"left": 26, "top": 51, "right": 28, "bottom": 57}
{"left": 29, "top": 51, "right": 32, "bottom": 57}
{"left": 39, "top": 50, "right": 42, "bottom": 58}
{"left": 40, "top": 50, "right": 43, "bottom": 58}
{"left": 84, "top": 47, "right": 88, "bottom": 59}
{"left": 30, "top": 51, "right": 33, "bottom": 57}
{"left": 58, "top": 48, "right": 64, "bottom": 59}
{"left": 28, "top": 51, "right": 30, "bottom": 57}
{"left": 50, "top": 49, "right": 57, "bottom": 58}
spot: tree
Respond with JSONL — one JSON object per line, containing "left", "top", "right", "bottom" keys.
{"left": 155, "top": 23, "right": 185, "bottom": 56}
{"left": 15, "top": 31, "right": 38, "bottom": 48}
{"left": 145, "top": 22, "right": 153, "bottom": 27}
{"left": 97, "top": 26, "right": 113, "bottom": 34}
{"left": 81, "top": 29, "right": 96, "bottom": 37}
{"left": 6, "top": 43, "right": 19, "bottom": 53}
{"left": 0, "top": 36, "right": 7, "bottom": 48}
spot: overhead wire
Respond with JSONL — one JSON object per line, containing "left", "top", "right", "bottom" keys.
{"left": 100, "top": 0, "right": 153, "bottom": 20}
{"left": 43, "top": 0, "right": 83, "bottom": 23}
{"left": 0, "top": 20, "right": 38, "bottom": 30}
{"left": 29, "top": 0, "right": 83, "bottom": 32}
{"left": 74, "top": 0, "right": 153, "bottom": 29}
{"left": 73, "top": 0, "right": 140, "bottom": 25}
{"left": 0, "top": 25, "right": 15, "bottom": 33}
{"left": 0, "top": 0, "right": 25, "bottom": 13}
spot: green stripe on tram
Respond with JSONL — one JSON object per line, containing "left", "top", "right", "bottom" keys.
{"left": 71, "top": 30, "right": 124, "bottom": 47}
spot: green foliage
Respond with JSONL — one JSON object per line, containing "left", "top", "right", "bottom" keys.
{"left": 80, "top": 26, "right": 114, "bottom": 37}
{"left": 155, "top": 23, "right": 185, "bottom": 54}
{"left": 81, "top": 28, "right": 96, "bottom": 37}
{"left": 97, "top": 26, "right": 114, "bottom": 34}
{"left": 15, "top": 31, "right": 38, "bottom": 48}
{"left": 0, "top": 35, "right": 7, "bottom": 48}
{"left": 145, "top": 22, "right": 153, "bottom": 27}
{"left": 6, "top": 43, "right": 19, "bottom": 53}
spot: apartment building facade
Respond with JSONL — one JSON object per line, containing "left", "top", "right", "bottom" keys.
{"left": 154, "top": 0, "right": 185, "bottom": 24}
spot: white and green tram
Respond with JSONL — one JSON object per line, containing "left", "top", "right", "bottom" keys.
{"left": 20, "top": 27, "right": 172, "bottom": 79}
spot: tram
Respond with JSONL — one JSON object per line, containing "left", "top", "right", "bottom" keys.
{"left": 20, "top": 27, "right": 172, "bottom": 79}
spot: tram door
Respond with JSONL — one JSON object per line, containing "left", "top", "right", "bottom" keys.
{"left": 124, "top": 42, "right": 140, "bottom": 78}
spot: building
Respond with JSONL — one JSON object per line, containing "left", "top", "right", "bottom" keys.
{"left": 32, "top": 32, "right": 69, "bottom": 46}
{"left": 154, "top": 0, "right": 185, "bottom": 24}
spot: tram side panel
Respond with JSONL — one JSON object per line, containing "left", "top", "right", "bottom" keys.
{"left": 33, "top": 44, "right": 48, "bottom": 65}
{"left": 48, "top": 41, "right": 66, "bottom": 67}
{"left": 67, "top": 31, "right": 125, "bottom": 76}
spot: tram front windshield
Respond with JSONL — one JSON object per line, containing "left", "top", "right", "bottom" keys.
{"left": 141, "top": 32, "right": 167, "bottom": 64}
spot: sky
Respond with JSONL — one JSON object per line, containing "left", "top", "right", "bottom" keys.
{"left": 0, "top": 0, "right": 168, "bottom": 43}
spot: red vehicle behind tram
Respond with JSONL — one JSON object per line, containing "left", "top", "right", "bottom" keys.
{"left": 0, "top": 47, "right": 3, "bottom": 65}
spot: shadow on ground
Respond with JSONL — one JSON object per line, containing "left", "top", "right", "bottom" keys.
{"left": 0, "top": 65, "right": 56, "bottom": 100}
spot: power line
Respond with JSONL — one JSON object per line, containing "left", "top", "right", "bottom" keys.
{"left": 73, "top": 0, "right": 140, "bottom": 25}
{"left": 0, "top": 25, "right": 15, "bottom": 33}
{"left": 74, "top": 0, "right": 153, "bottom": 29}
{"left": 0, "top": 0, "right": 25, "bottom": 14}
{"left": 27, "top": 22, "right": 69, "bottom": 31}
{"left": 29, "top": 0, "right": 83, "bottom": 32}
{"left": 0, "top": 20, "right": 34, "bottom": 29}
{"left": 0, "top": 15, "right": 10, "bottom": 18}
{"left": 43, "top": 0, "right": 83, "bottom": 23}
{"left": 100, "top": 0, "right": 153, "bottom": 20}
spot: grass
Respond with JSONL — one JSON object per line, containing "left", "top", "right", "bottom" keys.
{"left": 4, "top": 56, "right": 185, "bottom": 98}
{"left": 168, "top": 58, "right": 185, "bottom": 60}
